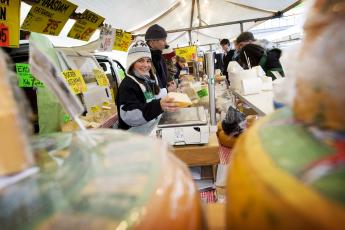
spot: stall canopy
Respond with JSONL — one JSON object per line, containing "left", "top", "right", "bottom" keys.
{"left": 65, "top": 0, "right": 301, "bottom": 47}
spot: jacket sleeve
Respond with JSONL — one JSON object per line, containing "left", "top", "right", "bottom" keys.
{"left": 118, "top": 83, "right": 163, "bottom": 127}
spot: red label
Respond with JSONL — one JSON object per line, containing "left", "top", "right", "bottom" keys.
{"left": 0, "top": 23, "right": 9, "bottom": 47}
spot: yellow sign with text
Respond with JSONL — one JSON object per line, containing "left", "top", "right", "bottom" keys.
{"left": 61, "top": 70, "right": 87, "bottom": 94}
{"left": 21, "top": 0, "right": 77, "bottom": 36}
{"left": 67, "top": 9, "right": 104, "bottom": 41}
{"left": 175, "top": 46, "right": 197, "bottom": 62}
{"left": 93, "top": 68, "right": 109, "bottom": 86}
{"left": 0, "top": 0, "right": 20, "bottom": 48}
{"left": 90, "top": 105, "right": 100, "bottom": 113}
{"left": 113, "top": 29, "right": 132, "bottom": 52}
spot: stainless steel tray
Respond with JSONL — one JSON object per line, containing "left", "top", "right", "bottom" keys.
{"left": 158, "top": 106, "right": 207, "bottom": 128}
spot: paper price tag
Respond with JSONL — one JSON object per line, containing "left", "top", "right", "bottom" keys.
{"left": 197, "top": 88, "right": 208, "bottom": 98}
{"left": 16, "top": 63, "right": 44, "bottom": 88}
{"left": 61, "top": 70, "right": 87, "bottom": 94}
{"left": 90, "top": 105, "right": 100, "bottom": 113}
{"left": 68, "top": 10, "right": 104, "bottom": 41}
{"left": 0, "top": 23, "right": 9, "bottom": 47}
{"left": 113, "top": 29, "right": 132, "bottom": 52}
{"left": 102, "top": 101, "right": 110, "bottom": 107}
{"left": 21, "top": 0, "right": 77, "bottom": 36}
{"left": 0, "top": 0, "right": 20, "bottom": 47}
{"left": 175, "top": 46, "right": 197, "bottom": 62}
{"left": 93, "top": 68, "right": 109, "bottom": 86}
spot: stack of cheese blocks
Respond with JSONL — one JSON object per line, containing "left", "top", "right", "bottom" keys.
{"left": 0, "top": 52, "right": 33, "bottom": 175}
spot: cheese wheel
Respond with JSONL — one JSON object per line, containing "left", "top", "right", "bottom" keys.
{"left": 226, "top": 109, "right": 345, "bottom": 229}
{"left": 168, "top": 92, "right": 192, "bottom": 108}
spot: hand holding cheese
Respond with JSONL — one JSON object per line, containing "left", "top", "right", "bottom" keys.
{"left": 167, "top": 92, "right": 193, "bottom": 108}
{"left": 160, "top": 96, "right": 179, "bottom": 112}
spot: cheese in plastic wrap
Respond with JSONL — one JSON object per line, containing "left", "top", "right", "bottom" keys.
{"left": 0, "top": 129, "right": 203, "bottom": 229}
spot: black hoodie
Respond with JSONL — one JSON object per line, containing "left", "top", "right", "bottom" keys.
{"left": 150, "top": 49, "right": 168, "bottom": 89}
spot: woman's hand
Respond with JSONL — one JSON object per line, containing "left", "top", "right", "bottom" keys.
{"left": 167, "top": 80, "right": 177, "bottom": 92}
{"left": 160, "top": 96, "right": 178, "bottom": 112}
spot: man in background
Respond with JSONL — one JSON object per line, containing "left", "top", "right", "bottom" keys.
{"left": 145, "top": 24, "right": 176, "bottom": 95}
{"left": 220, "top": 38, "right": 235, "bottom": 84}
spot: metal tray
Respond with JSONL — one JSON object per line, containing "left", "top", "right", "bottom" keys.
{"left": 158, "top": 106, "right": 207, "bottom": 128}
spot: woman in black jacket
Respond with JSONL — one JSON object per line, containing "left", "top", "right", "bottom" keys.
{"left": 239, "top": 43, "right": 285, "bottom": 80}
{"left": 116, "top": 40, "right": 178, "bottom": 131}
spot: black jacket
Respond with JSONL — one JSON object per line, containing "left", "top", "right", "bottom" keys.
{"left": 151, "top": 49, "right": 169, "bottom": 89}
{"left": 222, "top": 49, "right": 235, "bottom": 77}
{"left": 116, "top": 75, "right": 163, "bottom": 130}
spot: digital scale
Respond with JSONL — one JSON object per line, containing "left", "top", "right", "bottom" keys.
{"left": 156, "top": 107, "right": 209, "bottom": 145}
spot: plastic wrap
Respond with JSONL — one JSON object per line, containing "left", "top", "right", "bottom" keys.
{"left": 0, "top": 129, "right": 203, "bottom": 229}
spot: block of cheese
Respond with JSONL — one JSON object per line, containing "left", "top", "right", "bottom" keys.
{"left": 168, "top": 92, "right": 192, "bottom": 108}
{"left": 0, "top": 53, "right": 33, "bottom": 176}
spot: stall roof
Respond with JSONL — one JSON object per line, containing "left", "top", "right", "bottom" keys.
{"left": 67, "top": 0, "right": 301, "bottom": 47}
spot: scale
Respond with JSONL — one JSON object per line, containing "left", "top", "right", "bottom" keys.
{"left": 156, "top": 106, "right": 209, "bottom": 145}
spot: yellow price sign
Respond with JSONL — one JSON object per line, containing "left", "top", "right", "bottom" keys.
{"left": 93, "top": 68, "right": 109, "bottom": 86}
{"left": 102, "top": 101, "right": 110, "bottom": 107}
{"left": 90, "top": 105, "right": 100, "bottom": 113}
{"left": 0, "top": 0, "right": 20, "bottom": 48}
{"left": 113, "top": 29, "right": 132, "bottom": 52}
{"left": 21, "top": 0, "right": 77, "bottom": 36}
{"left": 67, "top": 9, "right": 104, "bottom": 41}
{"left": 175, "top": 46, "right": 197, "bottom": 62}
{"left": 61, "top": 70, "right": 87, "bottom": 94}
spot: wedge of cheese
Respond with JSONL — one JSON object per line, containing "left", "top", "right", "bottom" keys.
{"left": 0, "top": 55, "right": 33, "bottom": 175}
{"left": 168, "top": 92, "right": 192, "bottom": 108}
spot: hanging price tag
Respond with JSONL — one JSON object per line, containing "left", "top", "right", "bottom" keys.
{"left": 0, "top": 23, "right": 9, "bottom": 47}
{"left": 113, "top": 29, "right": 132, "bottom": 52}
{"left": 93, "top": 68, "right": 109, "bottom": 86}
{"left": 90, "top": 105, "right": 100, "bottom": 113}
{"left": 197, "top": 88, "right": 208, "bottom": 98}
{"left": 68, "top": 9, "right": 104, "bottom": 41}
{"left": 21, "top": 0, "right": 77, "bottom": 36}
{"left": 0, "top": 0, "right": 20, "bottom": 47}
{"left": 16, "top": 63, "right": 44, "bottom": 88}
{"left": 102, "top": 101, "right": 110, "bottom": 107}
{"left": 61, "top": 70, "right": 87, "bottom": 94}
{"left": 175, "top": 46, "right": 197, "bottom": 62}
{"left": 98, "top": 26, "right": 115, "bottom": 52}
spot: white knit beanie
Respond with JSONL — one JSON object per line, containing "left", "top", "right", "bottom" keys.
{"left": 126, "top": 40, "right": 152, "bottom": 73}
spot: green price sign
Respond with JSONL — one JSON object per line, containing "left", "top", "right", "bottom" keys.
{"left": 197, "top": 88, "right": 208, "bottom": 98}
{"left": 15, "top": 63, "right": 44, "bottom": 88}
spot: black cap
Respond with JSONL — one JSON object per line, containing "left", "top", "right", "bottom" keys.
{"left": 145, "top": 24, "right": 167, "bottom": 41}
{"left": 236, "top": 32, "right": 255, "bottom": 44}
{"left": 220, "top": 39, "right": 230, "bottom": 45}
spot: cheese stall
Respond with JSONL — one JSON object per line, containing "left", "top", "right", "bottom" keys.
{"left": 1, "top": 0, "right": 345, "bottom": 229}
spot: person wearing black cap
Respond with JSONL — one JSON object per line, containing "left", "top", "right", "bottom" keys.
{"left": 145, "top": 24, "right": 176, "bottom": 97}
{"left": 239, "top": 43, "right": 285, "bottom": 80}
{"left": 236, "top": 31, "right": 255, "bottom": 50}
{"left": 220, "top": 38, "right": 235, "bottom": 84}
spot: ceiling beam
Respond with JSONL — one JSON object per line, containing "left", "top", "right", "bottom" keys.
{"left": 136, "top": 14, "right": 281, "bottom": 36}
{"left": 189, "top": 0, "right": 196, "bottom": 45}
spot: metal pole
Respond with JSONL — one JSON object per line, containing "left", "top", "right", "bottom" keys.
{"left": 240, "top": 22, "right": 244, "bottom": 33}
{"left": 205, "top": 52, "right": 216, "bottom": 126}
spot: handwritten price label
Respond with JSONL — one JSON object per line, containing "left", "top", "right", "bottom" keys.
{"left": 93, "top": 69, "right": 109, "bottom": 86}
{"left": 0, "top": 23, "right": 9, "bottom": 47}
{"left": 43, "top": 19, "right": 62, "bottom": 35}
{"left": 90, "top": 105, "right": 100, "bottom": 113}
{"left": 61, "top": 70, "right": 87, "bottom": 94}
